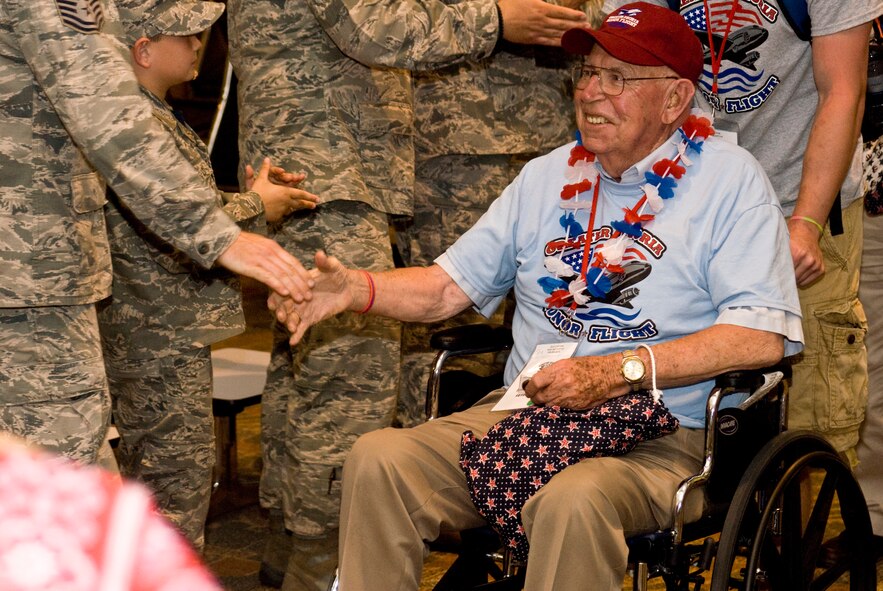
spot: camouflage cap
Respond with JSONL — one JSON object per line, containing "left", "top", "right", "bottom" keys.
{"left": 117, "top": 0, "right": 224, "bottom": 45}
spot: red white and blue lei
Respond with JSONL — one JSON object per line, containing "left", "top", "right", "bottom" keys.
{"left": 541, "top": 114, "right": 715, "bottom": 313}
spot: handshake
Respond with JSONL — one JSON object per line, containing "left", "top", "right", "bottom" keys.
{"left": 264, "top": 251, "right": 357, "bottom": 346}
{"left": 217, "top": 233, "right": 355, "bottom": 346}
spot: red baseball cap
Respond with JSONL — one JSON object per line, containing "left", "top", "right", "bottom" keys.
{"left": 561, "top": 2, "right": 704, "bottom": 83}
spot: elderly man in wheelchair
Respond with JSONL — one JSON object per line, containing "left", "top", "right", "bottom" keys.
{"left": 268, "top": 3, "right": 839, "bottom": 589}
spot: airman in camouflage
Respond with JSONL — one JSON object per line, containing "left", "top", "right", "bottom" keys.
{"left": 0, "top": 0, "right": 310, "bottom": 467}
{"left": 98, "top": 0, "right": 319, "bottom": 550}
{"left": 227, "top": 0, "right": 587, "bottom": 588}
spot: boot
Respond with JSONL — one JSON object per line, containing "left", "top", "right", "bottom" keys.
{"left": 259, "top": 509, "right": 292, "bottom": 588}
{"left": 280, "top": 532, "right": 338, "bottom": 591}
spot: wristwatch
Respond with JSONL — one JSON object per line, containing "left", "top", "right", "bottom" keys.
{"left": 620, "top": 349, "right": 646, "bottom": 392}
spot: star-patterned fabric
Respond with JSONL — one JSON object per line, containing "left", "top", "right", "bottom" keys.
{"left": 459, "top": 393, "right": 679, "bottom": 561}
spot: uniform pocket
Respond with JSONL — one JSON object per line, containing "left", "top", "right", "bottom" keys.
{"left": 358, "top": 100, "right": 414, "bottom": 197}
{"left": 70, "top": 172, "right": 106, "bottom": 213}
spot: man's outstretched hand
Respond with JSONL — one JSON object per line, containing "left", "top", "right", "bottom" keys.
{"left": 268, "top": 250, "right": 356, "bottom": 345}
{"left": 216, "top": 231, "right": 314, "bottom": 302}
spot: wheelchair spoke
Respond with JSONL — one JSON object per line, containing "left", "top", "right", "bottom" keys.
{"left": 801, "top": 469, "right": 838, "bottom": 575}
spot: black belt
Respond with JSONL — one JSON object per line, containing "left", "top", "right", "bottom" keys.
{"left": 829, "top": 192, "right": 843, "bottom": 236}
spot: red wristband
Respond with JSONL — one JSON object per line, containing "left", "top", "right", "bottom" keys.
{"left": 357, "top": 270, "right": 375, "bottom": 314}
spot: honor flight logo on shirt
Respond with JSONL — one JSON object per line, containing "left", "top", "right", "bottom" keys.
{"left": 680, "top": 0, "right": 781, "bottom": 114}
{"left": 539, "top": 117, "right": 716, "bottom": 345}
{"left": 538, "top": 217, "right": 662, "bottom": 343}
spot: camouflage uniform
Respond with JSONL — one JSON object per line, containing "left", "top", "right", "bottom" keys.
{"left": 227, "top": 1, "right": 511, "bottom": 585}
{"left": 0, "top": 0, "right": 240, "bottom": 463}
{"left": 394, "top": 40, "right": 578, "bottom": 427}
{"left": 98, "top": 86, "right": 265, "bottom": 549}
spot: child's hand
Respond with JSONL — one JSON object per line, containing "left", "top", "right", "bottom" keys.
{"left": 247, "top": 158, "right": 320, "bottom": 223}
{"left": 245, "top": 159, "right": 307, "bottom": 190}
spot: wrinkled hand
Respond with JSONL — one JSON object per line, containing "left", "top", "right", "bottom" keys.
{"left": 246, "top": 158, "right": 319, "bottom": 223}
{"left": 787, "top": 219, "right": 825, "bottom": 287}
{"left": 268, "top": 250, "right": 353, "bottom": 345}
{"left": 523, "top": 356, "right": 618, "bottom": 410}
{"left": 216, "top": 231, "right": 313, "bottom": 302}
{"left": 497, "top": 0, "right": 587, "bottom": 46}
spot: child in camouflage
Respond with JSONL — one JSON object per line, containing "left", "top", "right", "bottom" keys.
{"left": 98, "top": 0, "right": 318, "bottom": 549}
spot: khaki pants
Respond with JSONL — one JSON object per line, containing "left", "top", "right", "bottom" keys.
{"left": 786, "top": 199, "right": 867, "bottom": 458}
{"left": 338, "top": 393, "right": 705, "bottom": 591}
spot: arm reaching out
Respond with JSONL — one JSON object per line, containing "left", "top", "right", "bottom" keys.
{"left": 216, "top": 232, "right": 314, "bottom": 302}
{"left": 498, "top": 0, "right": 587, "bottom": 46}
{"left": 268, "top": 251, "right": 474, "bottom": 345}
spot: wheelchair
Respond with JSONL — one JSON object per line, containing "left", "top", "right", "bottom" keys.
{"left": 424, "top": 324, "right": 876, "bottom": 591}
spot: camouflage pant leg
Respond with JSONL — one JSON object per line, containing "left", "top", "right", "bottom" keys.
{"left": 260, "top": 322, "right": 296, "bottom": 512}
{"left": 106, "top": 347, "right": 214, "bottom": 550}
{"left": 264, "top": 201, "right": 402, "bottom": 536}
{"left": 393, "top": 154, "right": 531, "bottom": 428}
{"left": 0, "top": 304, "right": 110, "bottom": 463}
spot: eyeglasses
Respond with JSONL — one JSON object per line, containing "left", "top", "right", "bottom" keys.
{"left": 570, "top": 64, "right": 678, "bottom": 96}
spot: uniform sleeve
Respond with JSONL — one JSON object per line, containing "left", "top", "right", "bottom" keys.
{"left": 12, "top": 0, "right": 239, "bottom": 268}
{"left": 306, "top": 0, "right": 500, "bottom": 70}
{"left": 221, "top": 190, "right": 268, "bottom": 235}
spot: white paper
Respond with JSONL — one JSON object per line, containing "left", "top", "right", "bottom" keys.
{"left": 492, "top": 342, "right": 579, "bottom": 411}
{"left": 714, "top": 128, "right": 739, "bottom": 145}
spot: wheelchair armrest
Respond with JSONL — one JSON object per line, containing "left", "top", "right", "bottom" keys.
{"left": 713, "top": 364, "right": 791, "bottom": 391}
{"left": 425, "top": 324, "right": 513, "bottom": 421}
{"left": 429, "top": 324, "right": 514, "bottom": 356}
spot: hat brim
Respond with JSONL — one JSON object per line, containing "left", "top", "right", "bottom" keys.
{"left": 561, "top": 27, "right": 668, "bottom": 69}
{"left": 155, "top": 0, "right": 224, "bottom": 37}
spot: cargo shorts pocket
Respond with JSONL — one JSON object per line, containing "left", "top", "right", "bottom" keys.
{"left": 791, "top": 298, "right": 867, "bottom": 433}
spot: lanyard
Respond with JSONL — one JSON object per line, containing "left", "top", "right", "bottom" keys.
{"left": 702, "top": 0, "right": 740, "bottom": 95}
{"left": 578, "top": 176, "right": 602, "bottom": 282}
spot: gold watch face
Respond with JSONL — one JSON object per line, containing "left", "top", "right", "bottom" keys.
{"left": 622, "top": 357, "right": 645, "bottom": 382}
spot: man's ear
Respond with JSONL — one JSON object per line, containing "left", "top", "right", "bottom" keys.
{"left": 661, "top": 79, "right": 696, "bottom": 125}
{"left": 131, "top": 37, "right": 152, "bottom": 69}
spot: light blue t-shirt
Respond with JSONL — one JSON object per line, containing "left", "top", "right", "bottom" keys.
{"left": 437, "top": 131, "right": 803, "bottom": 428}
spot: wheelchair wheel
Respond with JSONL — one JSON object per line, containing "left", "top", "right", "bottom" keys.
{"left": 710, "top": 431, "right": 875, "bottom": 590}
